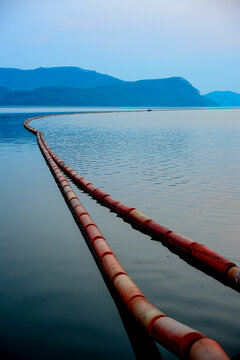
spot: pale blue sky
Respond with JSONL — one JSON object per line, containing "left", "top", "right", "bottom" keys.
{"left": 1, "top": 0, "right": 240, "bottom": 93}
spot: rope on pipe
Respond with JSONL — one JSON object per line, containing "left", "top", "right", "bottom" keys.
{"left": 28, "top": 125, "right": 230, "bottom": 360}
{"left": 24, "top": 114, "right": 240, "bottom": 288}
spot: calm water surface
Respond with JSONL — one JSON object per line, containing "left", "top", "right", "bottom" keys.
{"left": 0, "top": 108, "right": 240, "bottom": 359}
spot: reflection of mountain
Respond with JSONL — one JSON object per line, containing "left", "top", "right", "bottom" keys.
{"left": 205, "top": 91, "right": 240, "bottom": 106}
{"left": 0, "top": 74, "right": 216, "bottom": 106}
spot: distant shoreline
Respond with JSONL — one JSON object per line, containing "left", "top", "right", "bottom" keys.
{"left": 0, "top": 106, "right": 240, "bottom": 114}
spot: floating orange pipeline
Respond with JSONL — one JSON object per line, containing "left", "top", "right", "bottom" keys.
{"left": 29, "top": 127, "right": 230, "bottom": 360}
{"left": 24, "top": 114, "right": 240, "bottom": 289}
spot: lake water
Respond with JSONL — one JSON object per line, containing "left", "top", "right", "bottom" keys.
{"left": 0, "top": 108, "right": 240, "bottom": 359}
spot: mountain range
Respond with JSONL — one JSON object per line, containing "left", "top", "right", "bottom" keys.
{"left": 0, "top": 66, "right": 238, "bottom": 107}
{"left": 0, "top": 67, "right": 123, "bottom": 91}
{"left": 204, "top": 91, "right": 240, "bottom": 107}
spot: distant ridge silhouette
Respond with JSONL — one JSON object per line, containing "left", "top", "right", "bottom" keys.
{"left": 0, "top": 66, "right": 217, "bottom": 107}
{"left": 205, "top": 91, "right": 240, "bottom": 106}
{"left": 0, "top": 66, "right": 123, "bottom": 91}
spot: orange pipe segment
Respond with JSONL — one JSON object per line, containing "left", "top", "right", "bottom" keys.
{"left": 93, "top": 188, "right": 109, "bottom": 201}
{"left": 145, "top": 221, "right": 172, "bottom": 239}
{"left": 85, "top": 183, "right": 97, "bottom": 195}
{"left": 66, "top": 191, "right": 78, "bottom": 202}
{"left": 101, "top": 254, "right": 127, "bottom": 281}
{"left": 114, "top": 202, "right": 135, "bottom": 216}
{"left": 78, "top": 214, "right": 95, "bottom": 229}
{"left": 128, "top": 297, "right": 166, "bottom": 333}
{"left": 92, "top": 238, "right": 114, "bottom": 260}
{"left": 59, "top": 180, "right": 68, "bottom": 188}
{"left": 74, "top": 174, "right": 83, "bottom": 181}
{"left": 167, "top": 232, "right": 195, "bottom": 254}
{"left": 84, "top": 224, "right": 105, "bottom": 243}
{"left": 102, "top": 195, "right": 119, "bottom": 209}
{"left": 151, "top": 316, "right": 205, "bottom": 359}
{"left": 73, "top": 205, "right": 88, "bottom": 218}
{"left": 191, "top": 243, "right": 235, "bottom": 275}
{"left": 189, "top": 338, "right": 230, "bottom": 360}
{"left": 70, "top": 198, "right": 82, "bottom": 209}
{"left": 62, "top": 185, "right": 72, "bottom": 194}
{"left": 113, "top": 274, "right": 145, "bottom": 306}
{"left": 78, "top": 177, "right": 92, "bottom": 188}
{"left": 70, "top": 170, "right": 78, "bottom": 177}
{"left": 128, "top": 209, "right": 152, "bottom": 228}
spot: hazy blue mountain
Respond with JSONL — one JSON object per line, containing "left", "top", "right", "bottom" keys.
{"left": 0, "top": 67, "right": 123, "bottom": 90}
{"left": 0, "top": 66, "right": 218, "bottom": 106}
{"left": 0, "top": 79, "right": 215, "bottom": 106}
{"left": 205, "top": 91, "right": 240, "bottom": 106}
{"left": 0, "top": 77, "right": 217, "bottom": 107}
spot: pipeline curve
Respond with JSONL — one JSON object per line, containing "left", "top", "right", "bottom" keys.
{"left": 24, "top": 113, "right": 240, "bottom": 289}
{"left": 24, "top": 112, "right": 235, "bottom": 359}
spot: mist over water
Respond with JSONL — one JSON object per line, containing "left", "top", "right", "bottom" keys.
{"left": 1, "top": 108, "right": 240, "bottom": 359}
